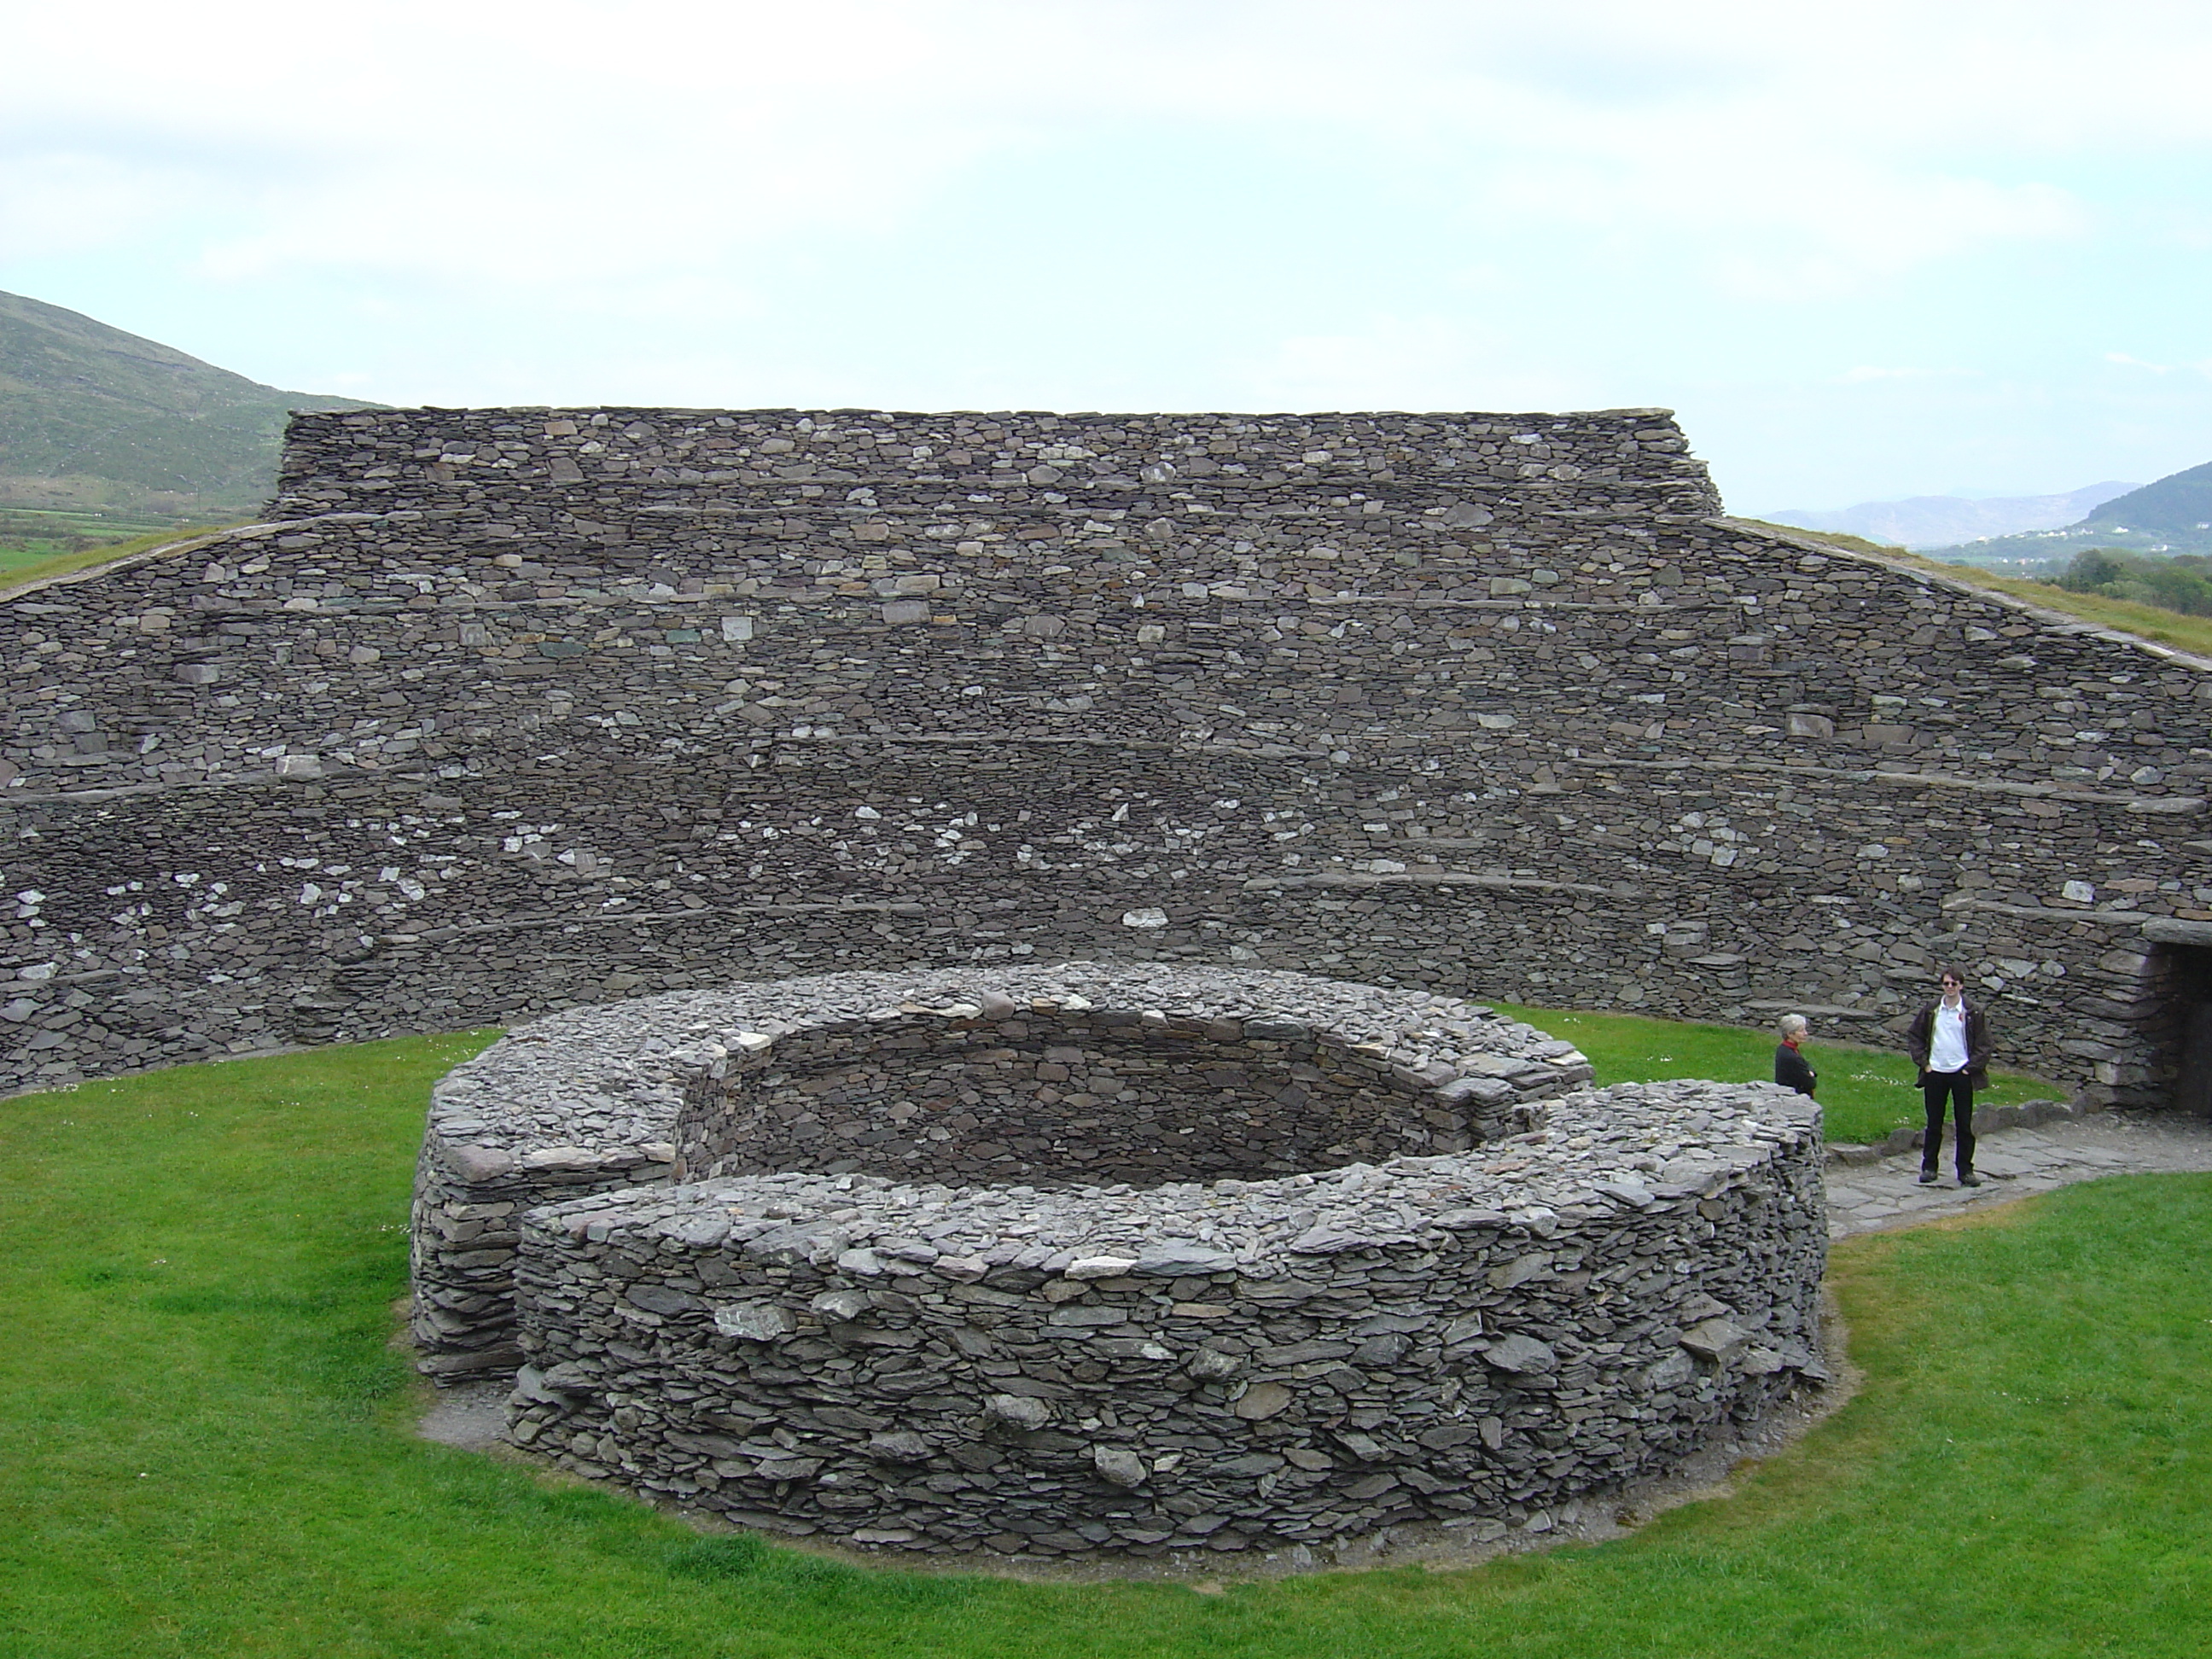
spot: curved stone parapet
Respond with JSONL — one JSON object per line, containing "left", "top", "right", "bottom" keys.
{"left": 508, "top": 1074, "right": 1825, "bottom": 1559}
{"left": 410, "top": 965, "right": 1591, "bottom": 1377}
{"left": 13, "top": 405, "right": 2211, "bottom": 1110}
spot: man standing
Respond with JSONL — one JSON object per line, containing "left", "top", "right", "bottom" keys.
{"left": 1774, "top": 1014, "right": 1818, "bottom": 1097}
{"left": 1906, "top": 969, "right": 1989, "bottom": 1187}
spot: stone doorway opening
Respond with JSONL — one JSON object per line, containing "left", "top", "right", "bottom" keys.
{"left": 2160, "top": 943, "right": 2212, "bottom": 1115}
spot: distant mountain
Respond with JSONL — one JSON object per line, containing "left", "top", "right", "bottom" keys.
{"left": 0, "top": 290, "right": 376, "bottom": 521}
{"left": 1759, "top": 481, "right": 2137, "bottom": 550}
{"left": 1922, "top": 459, "right": 2212, "bottom": 563}
{"left": 2075, "top": 463, "right": 2212, "bottom": 540}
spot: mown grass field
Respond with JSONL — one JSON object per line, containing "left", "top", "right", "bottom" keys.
{"left": 0, "top": 521, "right": 237, "bottom": 591}
{"left": 0, "top": 533, "right": 121, "bottom": 573}
{"left": 0, "top": 509, "right": 183, "bottom": 573}
{"left": 3, "top": 1025, "right": 2201, "bottom": 1658}
{"left": 1732, "top": 518, "right": 2212, "bottom": 660}
{"left": 1497, "top": 1004, "right": 2061, "bottom": 1146}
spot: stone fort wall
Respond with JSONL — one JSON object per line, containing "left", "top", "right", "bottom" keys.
{"left": 4, "top": 404, "right": 2211, "bottom": 1102}
{"left": 411, "top": 965, "right": 1587, "bottom": 1377}
{"left": 508, "top": 1075, "right": 1825, "bottom": 1559}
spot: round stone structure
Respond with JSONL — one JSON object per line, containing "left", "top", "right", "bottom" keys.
{"left": 411, "top": 966, "right": 1828, "bottom": 1558}
{"left": 410, "top": 965, "right": 1591, "bottom": 1375}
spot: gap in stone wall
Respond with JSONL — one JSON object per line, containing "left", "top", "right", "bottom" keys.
{"left": 2153, "top": 942, "right": 2212, "bottom": 1115}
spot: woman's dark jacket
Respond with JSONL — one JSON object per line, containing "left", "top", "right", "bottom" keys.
{"left": 1773, "top": 1041, "right": 1817, "bottom": 1097}
{"left": 1905, "top": 1000, "right": 1992, "bottom": 1089}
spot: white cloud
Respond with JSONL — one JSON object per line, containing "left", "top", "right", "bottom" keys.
{"left": 0, "top": 151, "right": 228, "bottom": 262}
{"left": 1248, "top": 315, "right": 1587, "bottom": 412}
{"left": 6, "top": 0, "right": 2199, "bottom": 289}
{"left": 8, "top": 0, "right": 2212, "bottom": 509}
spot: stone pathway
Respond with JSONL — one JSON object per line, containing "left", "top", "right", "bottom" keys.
{"left": 1823, "top": 1111, "right": 2212, "bottom": 1240}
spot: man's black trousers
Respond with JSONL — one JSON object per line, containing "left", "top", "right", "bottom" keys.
{"left": 1922, "top": 1071, "right": 1976, "bottom": 1174}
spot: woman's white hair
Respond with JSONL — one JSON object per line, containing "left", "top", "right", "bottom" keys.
{"left": 1778, "top": 1013, "right": 1808, "bottom": 1039}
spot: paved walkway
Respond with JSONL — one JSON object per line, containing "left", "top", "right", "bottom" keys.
{"left": 1824, "top": 1112, "right": 2212, "bottom": 1239}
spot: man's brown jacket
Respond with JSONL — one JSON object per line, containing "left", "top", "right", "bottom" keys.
{"left": 1906, "top": 1000, "right": 1991, "bottom": 1089}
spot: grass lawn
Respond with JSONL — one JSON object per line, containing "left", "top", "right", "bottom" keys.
{"left": 1498, "top": 1003, "right": 2062, "bottom": 1146}
{"left": 4, "top": 1033, "right": 2203, "bottom": 1658}
{"left": 0, "top": 509, "right": 175, "bottom": 568}
{"left": 0, "top": 535, "right": 114, "bottom": 570}
{"left": 1730, "top": 519, "right": 2212, "bottom": 661}
{"left": 0, "top": 521, "right": 237, "bottom": 593}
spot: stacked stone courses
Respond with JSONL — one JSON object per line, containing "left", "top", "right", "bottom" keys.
{"left": 5, "top": 403, "right": 2212, "bottom": 1105}
{"left": 508, "top": 1080, "right": 1825, "bottom": 1557}
{"left": 412, "top": 965, "right": 1587, "bottom": 1378}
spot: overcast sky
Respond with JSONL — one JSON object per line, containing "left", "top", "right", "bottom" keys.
{"left": 6, "top": 0, "right": 2212, "bottom": 512}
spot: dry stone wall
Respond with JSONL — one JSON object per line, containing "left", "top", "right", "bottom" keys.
{"left": 680, "top": 1005, "right": 1562, "bottom": 1190}
{"left": 414, "top": 965, "right": 1586, "bottom": 1379}
{"left": 681, "top": 1013, "right": 1468, "bottom": 1189}
{"left": 4, "top": 404, "right": 2212, "bottom": 1105}
{"left": 507, "top": 1070, "right": 1826, "bottom": 1560}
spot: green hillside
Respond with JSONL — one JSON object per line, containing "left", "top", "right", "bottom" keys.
{"left": 0, "top": 289, "right": 377, "bottom": 523}
{"left": 1928, "top": 457, "right": 2212, "bottom": 563}
{"left": 2078, "top": 460, "right": 2212, "bottom": 539}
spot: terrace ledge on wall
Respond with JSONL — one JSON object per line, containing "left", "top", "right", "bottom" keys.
{"left": 3, "top": 405, "right": 2209, "bottom": 1113}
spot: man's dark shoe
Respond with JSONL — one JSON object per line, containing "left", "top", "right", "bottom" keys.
{"left": 1959, "top": 1172, "right": 1984, "bottom": 1187}
{"left": 1918, "top": 1169, "right": 1938, "bottom": 1185}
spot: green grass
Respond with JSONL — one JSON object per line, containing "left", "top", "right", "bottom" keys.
{"left": 1918, "top": 561, "right": 2212, "bottom": 659}
{"left": 0, "top": 521, "right": 241, "bottom": 594}
{"left": 0, "top": 537, "right": 108, "bottom": 569}
{"left": 4, "top": 1033, "right": 2206, "bottom": 1657}
{"left": 0, "top": 507, "right": 189, "bottom": 571}
{"left": 1732, "top": 517, "right": 2212, "bottom": 660}
{"left": 1499, "top": 1003, "right": 2059, "bottom": 1144}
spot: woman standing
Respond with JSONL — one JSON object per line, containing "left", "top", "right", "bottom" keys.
{"left": 1773, "top": 1014, "right": 1818, "bottom": 1097}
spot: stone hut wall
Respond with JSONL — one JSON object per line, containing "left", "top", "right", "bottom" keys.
{"left": 507, "top": 1076, "right": 1826, "bottom": 1559}
{"left": 4, "top": 404, "right": 2211, "bottom": 1104}
{"left": 409, "top": 1138, "right": 677, "bottom": 1378}
{"left": 682, "top": 1009, "right": 1547, "bottom": 1189}
{"left": 413, "top": 966, "right": 1586, "bottom": 1380}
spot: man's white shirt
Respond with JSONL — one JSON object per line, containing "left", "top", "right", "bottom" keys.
{"left": 1929, "top": 1002, "right": 1970, "bottom": 1073}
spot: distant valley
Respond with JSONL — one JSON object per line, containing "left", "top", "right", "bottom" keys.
{"left": 1918, "top": 463, "right": 2212, "bottom": 563}
{"left": 1763, "top": 463, "right": 2212, "bottom": 567}
{"left": 1760, "top": 481, "right": 2138, "bottom": 550}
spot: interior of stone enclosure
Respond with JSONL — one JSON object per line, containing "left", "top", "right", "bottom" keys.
{"left": 678, "top": 1010, "right": 1480, "bottom": 1188}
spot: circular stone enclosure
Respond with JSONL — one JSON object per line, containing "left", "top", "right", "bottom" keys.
{"left": 677, "top": 993, "right": 1561, "bottom": 1190}
{"left": 414, "top": 968, "right": 1829, "bottom": 1561}
{"left": 410, "top": 966, "right": 1583, "bottom": 1376}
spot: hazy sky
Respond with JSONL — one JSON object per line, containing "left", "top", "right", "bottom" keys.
{"left": 7, "top": 0, "right": 2212, "bottom": 512}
